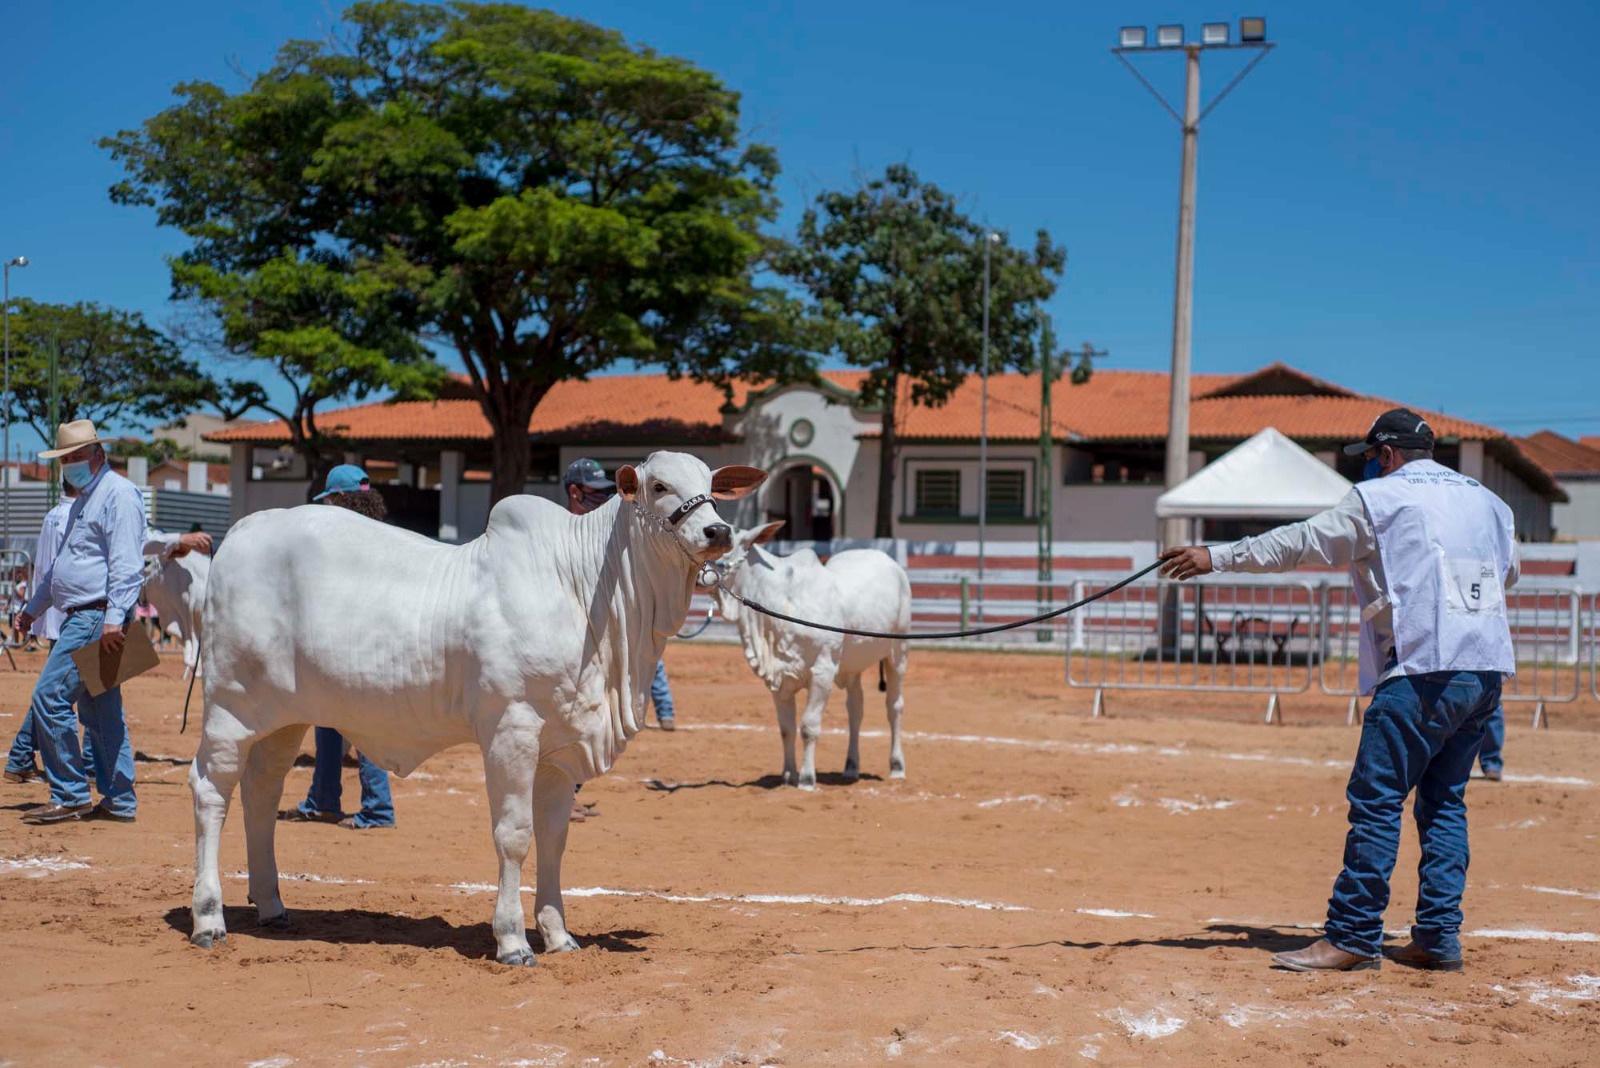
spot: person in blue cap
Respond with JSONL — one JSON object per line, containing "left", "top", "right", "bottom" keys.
{"left": 279, "top": 464, "right": 396, "bottom": 830}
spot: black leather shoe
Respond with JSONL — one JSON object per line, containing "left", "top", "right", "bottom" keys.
{"left": 1387, "top": 941, "right": 1463, "bottom": 971}
{"left": 90, "top": 804, "right": 137, "bottom": 824}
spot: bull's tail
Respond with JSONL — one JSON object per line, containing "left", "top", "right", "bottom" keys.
{"left": 878, "top": 659, "right": 887, "bottom": 693}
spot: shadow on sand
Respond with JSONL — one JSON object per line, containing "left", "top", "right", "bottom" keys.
{"left": 814, "top": 923, "right": 1312, "bottom": 957}
{"left": 161, "top": 905, "right": 654, "bottom": 960}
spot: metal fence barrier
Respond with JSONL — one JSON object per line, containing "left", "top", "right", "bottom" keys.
{"left": 1064, "top": 578, "right": 1320, "bottom": 722}
{"left": 1589, "top": 592, "right": 1599, "bottom": 704}
{"left": 1320, "top": 583, "right": 1580, "bottom": 728}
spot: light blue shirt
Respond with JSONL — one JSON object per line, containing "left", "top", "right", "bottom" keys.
{"left": 30, "top": 498, "right": 74, "bottom": 641}
{"left": 26, "top": 466, "right": 148, "bottom": 624}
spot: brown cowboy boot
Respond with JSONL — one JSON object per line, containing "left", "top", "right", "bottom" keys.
{"left": 1271, "top": 938, "right": 1381, "bottom": 972}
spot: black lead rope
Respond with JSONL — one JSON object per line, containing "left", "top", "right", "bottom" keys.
{"left": 717, "top": 559, "right": 1166, "bottom": 641}
{"left": 180, "top": 631, "right": 200, "bottom": 734}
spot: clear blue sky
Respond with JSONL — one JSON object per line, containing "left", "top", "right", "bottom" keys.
{"left": 1, "top": 1, "right": 1596, "bottom": 455}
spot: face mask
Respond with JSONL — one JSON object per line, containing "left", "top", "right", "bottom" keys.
{"left": 62, "top": 461, "right": 93, "bottom": 489}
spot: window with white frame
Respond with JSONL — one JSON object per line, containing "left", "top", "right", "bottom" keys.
{"left": 986, "top": 468, "right": 1027, "bottom": 518}
{"left": 913, "top": 469, "right": 961, "bottom": 517}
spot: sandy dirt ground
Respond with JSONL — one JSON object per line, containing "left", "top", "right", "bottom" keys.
{"left": 2, "top": 642, "right": 1598, "bottom": 1067}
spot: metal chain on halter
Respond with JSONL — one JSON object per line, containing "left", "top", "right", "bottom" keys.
{"left": 629, "top": 499, "right": 725, "bottom": 590}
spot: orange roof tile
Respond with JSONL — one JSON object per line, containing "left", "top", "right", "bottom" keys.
{"left": 205, "top": 371, "right": 869, "bottom": 445}
{"left": 876, "top": 366, "right": 1504, "bottom": 444}
{"left": 1519, "top": 431, "right": 1600, "bottom": 476}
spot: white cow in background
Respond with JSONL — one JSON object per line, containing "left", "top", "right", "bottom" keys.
{"left": 143, "top": 549, "right": 209, "bottom": 680}
{"left": 189, "top": 452, "right": 765, "bottom": 965}
{"left": 706, "top": 522, "right": 910, "bottom": 789}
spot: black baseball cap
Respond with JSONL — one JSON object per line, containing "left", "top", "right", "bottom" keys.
{"left": 1343, "top": 408, "right": 1435, "bottom": 456}
{"left": 561, "top": 457, "right": 615, "bottom": 490}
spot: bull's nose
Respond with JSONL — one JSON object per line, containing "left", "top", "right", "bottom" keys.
{"left": 705, "top": 523, "right": 732, "bottom": 549}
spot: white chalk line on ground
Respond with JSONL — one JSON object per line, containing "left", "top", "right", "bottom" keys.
{"left": 1526, "top": 885, "right": 1600, "bottom": 900}
{"left": 678, "top": 723, "right": 1596, "bottom": 787}
{"left": 448, "top": 882, "right": 1029, "bottom": 912}
{"left": 226, "top": 870, "right": 374, "bottom": 886}
{"left": 0, "top": 856, "right": 90, "bottom": 876}
{"left": 439, "top": 881, "right": 1597, "bottom": 940}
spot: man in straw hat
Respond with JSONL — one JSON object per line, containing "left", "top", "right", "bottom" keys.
{"left": 11, "top": 420, "right": 203, "bottom": 823}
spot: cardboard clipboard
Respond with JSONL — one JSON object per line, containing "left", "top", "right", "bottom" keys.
{"left": 71, "top": 616, "right": 161, "bottom": 697}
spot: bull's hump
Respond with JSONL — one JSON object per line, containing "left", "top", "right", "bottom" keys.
{"left": 486, "top": 494, "right": 572, "bottom": 538}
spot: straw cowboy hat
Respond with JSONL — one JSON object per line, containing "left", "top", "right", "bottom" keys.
{"left": 39, "top": 419, "right": 115, "bottom": 460}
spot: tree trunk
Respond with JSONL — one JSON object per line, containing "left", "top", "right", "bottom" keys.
{"left": 874, "top": 369, "right": 900, "bottom": 538}
{"left": 482, "top": 378, "right": 546, "bottom": 505}
{"left": 300, "top": 446, "right": 333, "bottom": 504}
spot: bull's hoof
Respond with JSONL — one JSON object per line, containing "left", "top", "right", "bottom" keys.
{"left": 190, "top": 930, "right": 226, "bottom": 949}
{"left": 781, "top": 770, "right": 799, "bottom": 787}
{"left": 797, "top": 776, "right": 817, "bottom": 792}
{"left": 543, "top": 934, "right": 580, "bottom": 954}
{"left": 842, "top": 762, "right": 860, "bottom": 781}
{"left": 496, "top": 947, "right": 537, "bottom": 967}
{"left": 256, "top": 910, "right": 292, "bottom": 931}
{"left": 889, "top": 760, "right": 906, "bottom": 779}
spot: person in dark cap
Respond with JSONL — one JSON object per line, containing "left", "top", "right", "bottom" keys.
{"left": 1159, "top": 408, "right": 1519, "bottom": 973}
{"left": 559, "top": 458, "right": 679, "bottom": 824}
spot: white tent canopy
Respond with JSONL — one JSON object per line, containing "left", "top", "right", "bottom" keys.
{"left": 1156, "top": 427, "right": 1353, "bottom": 520}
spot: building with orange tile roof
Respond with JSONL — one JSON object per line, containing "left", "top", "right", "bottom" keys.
{"left": 207, "top": 362, "right": 1565, "bottom": 544}
{"left": 1519, "top": 430, "right": 1600, "bottom": 539}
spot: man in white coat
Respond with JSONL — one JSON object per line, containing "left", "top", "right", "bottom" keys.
{"left": 1160, "top": 409, "right": 1517, "bottom": 973}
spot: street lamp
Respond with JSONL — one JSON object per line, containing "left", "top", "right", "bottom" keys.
{"left": 977, "top": 230, "right": 1000, "bottom": 621}
{"left": 2, "top": 256, "right": 28, "bottom": 555}
{"left": 1114, "top": 19, "right": 1273, "bottom": 550}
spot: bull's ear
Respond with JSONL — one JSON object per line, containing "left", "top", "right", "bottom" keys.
{"left": 615, "top": 465, "right": 640, "bottom": 501}
{"left": 711, "top": 465, "right": 766, "bottom": 500}
{"left": 753, "top": 520, "right": 785, "bottom": 545}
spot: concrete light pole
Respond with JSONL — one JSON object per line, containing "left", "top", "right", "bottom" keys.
{"left": 3, "top": 255, "right": 29, "bottom": 553}
{"left": 976, "top": 230, "right": 999, "bottom": 621}
{"left": 1114, "top": 20, "right": 1273, "bottom": 549}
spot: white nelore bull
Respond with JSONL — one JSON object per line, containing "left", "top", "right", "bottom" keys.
{"left": 143, "top": 549, "right": 209, "bottom": 680}
{"left": 706, "top": 522, "right": 910, "bottom": 788}
{"left": 189, "top": 452, "right": 764, "bottom": 965}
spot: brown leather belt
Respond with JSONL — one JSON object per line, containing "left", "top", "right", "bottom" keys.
{"left": 65, "top": 600, "right": 109, "bottom": 615}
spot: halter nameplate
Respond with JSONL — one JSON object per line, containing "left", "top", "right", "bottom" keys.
{"left": 667, "top": 494, "right": 713, "bottom": 527}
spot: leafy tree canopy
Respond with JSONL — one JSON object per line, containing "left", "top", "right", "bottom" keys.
{"left": 105, "top": 1, "right": 814, "bottom": 502}
{"left": 786, "top": 164, "right": 1066, "bottom": 535}
{"left": 1, "top": 298, "right": 214, "bottom": 446}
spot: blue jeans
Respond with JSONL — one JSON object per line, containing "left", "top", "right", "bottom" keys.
{"left": 28, "top": 609, "right": 137, "bottom": 816}
{"left": 1477, "top": 704, "right": 1505, "bottom": 774}
{"left": 298, "top": 726, "right": 393, "bottom": 827}
{"left": 1324, "top": 670, "right": 1500, "bottom": 960}
{"left": 651, "top": 661, "right": 674, "bottom": 723}
{"left": 6, "top": 705, "right": 96, "bottom": 777}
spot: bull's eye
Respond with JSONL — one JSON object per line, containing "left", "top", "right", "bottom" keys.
{"left": 653, "top": 482, "right": 668, "bottom": 494}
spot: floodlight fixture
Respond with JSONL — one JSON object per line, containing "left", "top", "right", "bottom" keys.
{"left": 1156, "top": 24, "right": 1184, "bottom": 47}
{"left": 1201, "top": 22, "right": 1229, "bottom": 45}
{"left": 1239, "top": 16, "right": 1266, "bottom": 42}
{"left": 1119, "top": 25, "right": 1147, "bottom": 49}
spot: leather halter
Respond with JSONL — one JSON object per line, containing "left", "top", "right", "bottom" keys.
{"left": 666, "top": 493, "right": 713, "bottom": 527}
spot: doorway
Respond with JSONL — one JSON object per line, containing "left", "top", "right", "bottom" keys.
{"left": 764, "top": 462, "right": 839, "bottom": 541}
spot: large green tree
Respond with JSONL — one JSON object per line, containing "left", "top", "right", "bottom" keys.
{"left": 168, "top": 251, "right": 441, "bottom": 497}
{"left": 105, "top": 1, "right": 812, "bottom": 502}
{"left": 787, "top": 164, "right": 1067, "bottom": 536}
{"left": 0, "top": 298, "right": 215, "bottom": 446}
